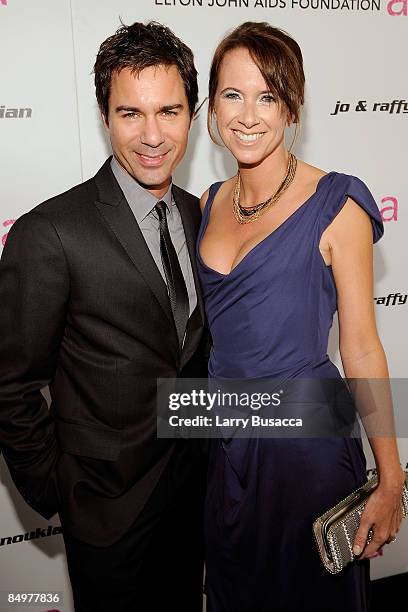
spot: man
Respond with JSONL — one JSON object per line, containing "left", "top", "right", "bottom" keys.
{"left": 0, "top": 22, "right": 208, "bottom": 612}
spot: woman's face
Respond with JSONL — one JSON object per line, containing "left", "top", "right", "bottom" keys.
{"left": 213, "top": 47, "right": 289, "bottom": 167}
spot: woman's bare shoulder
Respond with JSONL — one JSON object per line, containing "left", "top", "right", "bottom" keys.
{"left": 295, "top": 159, "right": 327, "bottom": 187}
{"left": 199, "top": 176, "right": 236, "bottom": 212}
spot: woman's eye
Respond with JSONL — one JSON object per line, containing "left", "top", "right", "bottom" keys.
{"left": 224, "top": 92, "right": 240, "bottom": 100}
{"left": 261, "top": 94, "right": 275, "bottom": 104}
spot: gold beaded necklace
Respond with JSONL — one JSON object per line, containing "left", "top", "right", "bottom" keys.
{"left": 232, "top": 153, "right": 298, "bottom": 224}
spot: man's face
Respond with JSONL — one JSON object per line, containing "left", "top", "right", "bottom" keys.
{"left": 103, "top": 65, "right": 192, "bottom": 198}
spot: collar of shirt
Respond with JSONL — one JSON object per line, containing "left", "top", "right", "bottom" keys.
{"left": 110, "top": 156, "right": 174, "bottom": 224}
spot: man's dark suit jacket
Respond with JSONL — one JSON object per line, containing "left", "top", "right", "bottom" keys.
{"left": 0, "top": 158, "right": 208, "bottom": 546}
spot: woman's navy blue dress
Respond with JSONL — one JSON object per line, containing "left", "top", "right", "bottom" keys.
{"left": 196, "top": 172, "right": 384, "bottom": 612}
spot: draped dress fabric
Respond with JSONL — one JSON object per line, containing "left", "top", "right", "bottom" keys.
{"left": 196, "top": 172, "right": 384, "bottom": 612}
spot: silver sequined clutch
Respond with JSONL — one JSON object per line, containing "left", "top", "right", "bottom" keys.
{"left": 313, "top": 471, "right": 408, "bottom": 574}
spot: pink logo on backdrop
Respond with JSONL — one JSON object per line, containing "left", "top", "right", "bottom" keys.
{"left": 387, "top": 0, "right": 407, "bottom": 14}
{"left": 380, "top": 197, "right": 398, "bottom": 222}
{"left": 2, "top": 219, "right": 16, "bottom": 246}
{"left": 0, "top": 0, "right": 8, "bottom": 6}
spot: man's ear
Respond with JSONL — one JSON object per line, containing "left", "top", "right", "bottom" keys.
{"left": 101, "top": 111, "right": 109, "bottom": 131}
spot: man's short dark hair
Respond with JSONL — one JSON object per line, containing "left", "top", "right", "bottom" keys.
{"left": 94, "top": 21, "right": 198, "bottom": 121}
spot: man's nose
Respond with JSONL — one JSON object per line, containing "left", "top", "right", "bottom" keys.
{"left": 141, "top": 116, "right": 165, "bottom": 148}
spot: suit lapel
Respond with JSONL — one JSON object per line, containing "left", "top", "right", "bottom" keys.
{"left": 93, "top": 159, "right": 174, "bottom": 327}
{"left": 92, "top": 160, "right": 205, "bottom": 364}
{"left": 172, "top": 185, "right": 206, "bottom": 366}
{"left": 173, "top": 185, "right": 205, "bottom": 326}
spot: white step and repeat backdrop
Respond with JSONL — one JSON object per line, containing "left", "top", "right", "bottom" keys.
{"left": 1, "top": 0, "right": 407, "bottom": 610}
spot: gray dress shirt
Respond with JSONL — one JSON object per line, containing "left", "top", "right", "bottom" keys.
{"left": 111, "top": 156, "right": 197, "bottom": 316}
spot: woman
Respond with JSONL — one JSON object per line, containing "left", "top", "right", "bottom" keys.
{"left": 197, "top": 22, "right": 405, "bottom": 611}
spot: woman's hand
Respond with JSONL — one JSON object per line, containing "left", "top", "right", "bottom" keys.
{"left": 353, "top": 469, "right": 405, "bottom": 560}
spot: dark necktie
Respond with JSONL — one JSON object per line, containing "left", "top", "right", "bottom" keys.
{"left": 155, "top": 200, "right": 189, "bottom": 348}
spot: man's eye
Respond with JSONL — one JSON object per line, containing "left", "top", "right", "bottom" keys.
{"left": 162, "top": 110, "right": 177, "bottom": 117}
{"left": 123, "top": 112, "right": 137, "bottom": 118}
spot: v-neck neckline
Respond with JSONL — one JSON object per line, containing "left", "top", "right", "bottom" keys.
{"left": 198, "top": 172, "right": 334, "bottom": 278}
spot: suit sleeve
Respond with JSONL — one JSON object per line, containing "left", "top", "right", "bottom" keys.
{"left": 0, "top": 211, "right": 70, "bottom": 518}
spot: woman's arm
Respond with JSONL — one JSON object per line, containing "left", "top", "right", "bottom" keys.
{"left": 322, "top": 197, "right": 405, "bottom": 559}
